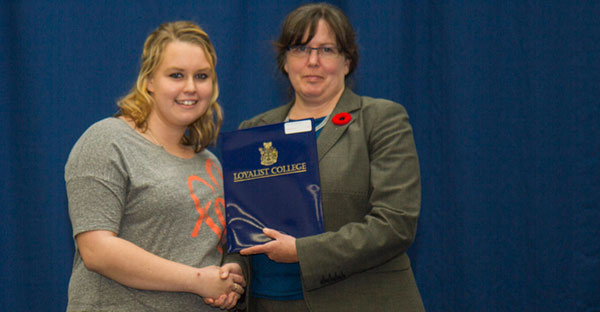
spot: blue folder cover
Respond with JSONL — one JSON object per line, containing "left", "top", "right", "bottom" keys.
{"left": 221, "top": 119, "right": 324, "bottom": 253}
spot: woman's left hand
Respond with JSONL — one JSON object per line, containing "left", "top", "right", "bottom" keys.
{"left": 240, "top": 228, "right": 299, "bottom": 263}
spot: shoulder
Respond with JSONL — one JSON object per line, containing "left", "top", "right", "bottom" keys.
{"left": 358, "top": 95, "right": 408, "bottom": 119}
{"left": 239, "top": 105, "right": 290, "bottom": 129}
{"left": 337, "top": 89, "right": 408, "bottom": 121}
{"left": 65, "top": 118, "right": 130, "bottom": 176}
{"left": 350, "top": 95, "right": 414, "bottom": 142}
{"left": 68, "top": 118, "right": 129, "bottom": 157}
{"left": 76, "top": 117, "right": 128, "bottom": 145}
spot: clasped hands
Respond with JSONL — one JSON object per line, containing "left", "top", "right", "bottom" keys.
{"left": 205, "top": 228, "right": 298, "bottom": 309}
{"left": 203, "top": 263, "right": 245, "bottom": 310}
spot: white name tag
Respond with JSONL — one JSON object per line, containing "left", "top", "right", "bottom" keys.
{"left": 284, "top": 119, "right": 313, "bottom": 134}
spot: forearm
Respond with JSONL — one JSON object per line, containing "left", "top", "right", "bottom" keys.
{"left": 297, "top": 211, "right": 417, "bottom": 284}
{"left": 77, "top": 231, "right": 228, "bottom": 298}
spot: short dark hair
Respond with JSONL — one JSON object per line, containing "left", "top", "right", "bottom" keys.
{"left": 274, "top": 2, "right": 359, "bottom": 77}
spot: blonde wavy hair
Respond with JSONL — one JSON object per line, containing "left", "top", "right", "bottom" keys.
{"left": 116, "top": 21, "right": 222, "bottom": 152}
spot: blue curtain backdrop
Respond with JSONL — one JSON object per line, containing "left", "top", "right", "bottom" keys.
{"left": 1, "top": 1, "right": 598, "bottom": 311}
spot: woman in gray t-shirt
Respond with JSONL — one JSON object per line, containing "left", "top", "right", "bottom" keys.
{"left": 65, "top": 21, "right": 245, "bottom": 311}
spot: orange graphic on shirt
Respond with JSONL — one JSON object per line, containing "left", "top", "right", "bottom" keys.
{"left": 187, "top": 158, "right": 226, "bottom": 253}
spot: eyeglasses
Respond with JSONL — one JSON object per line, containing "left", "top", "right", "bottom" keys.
{"left": 287, "top": 45, "right": 342, "bottom": 59}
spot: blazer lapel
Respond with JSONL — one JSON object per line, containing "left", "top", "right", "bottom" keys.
{"left": 317, "top": 88, "right": 361, "bottom": 161}
{"left": 257, "top": 102, "right": 293, "bottom": 125}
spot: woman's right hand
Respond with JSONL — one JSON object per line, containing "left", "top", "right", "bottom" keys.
{"left": 195, "top": 265, "right": 244, "bottom": 298}
{"left": 203, "top": 263, "right": 246, "bottom": 309}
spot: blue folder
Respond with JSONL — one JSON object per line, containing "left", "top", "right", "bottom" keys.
{"left": 221, "top": 119, "right": 324, "bottom": 253}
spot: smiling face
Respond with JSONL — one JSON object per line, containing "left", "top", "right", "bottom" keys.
{"left": 284, "top": 19, "right": 350, "bottom": 106}
{"left": 146, "top": 40, "right": 214, "bottom": 131}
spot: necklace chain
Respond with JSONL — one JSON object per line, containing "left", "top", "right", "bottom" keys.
{"left": 146, "top": 127, "right": 162, "bottom": 147}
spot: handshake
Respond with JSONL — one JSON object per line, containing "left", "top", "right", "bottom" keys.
{"left": 200, "top": 263, "right": 246, "bottom": 310}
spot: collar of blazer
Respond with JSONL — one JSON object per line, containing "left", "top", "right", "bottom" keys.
{"left": 256, "top": 88, "right": 361, "bottom": 161}
{"left": 316, "top": 88, "right": 360, "bottom": 160}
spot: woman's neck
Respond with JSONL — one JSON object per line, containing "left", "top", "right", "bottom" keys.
{"left": 289, "top": 87, "right": 345, "bottom": 119}
{"left": 147, "top": 119, "right": 194, "bottom": 156}
{"left": 120, "top": 116, "right": 195, "bottom": 159}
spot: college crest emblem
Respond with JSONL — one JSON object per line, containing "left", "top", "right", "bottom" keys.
{"left": 259, "top": 142, "right": 278, "bottom": 166}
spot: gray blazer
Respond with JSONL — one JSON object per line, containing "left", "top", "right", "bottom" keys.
{"left": 233, "top": 88, "right": 425, "bottom": 311}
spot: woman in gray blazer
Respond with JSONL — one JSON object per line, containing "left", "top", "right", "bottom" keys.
{"left": 221, "top": 3, "right": 425, "bottom": 311}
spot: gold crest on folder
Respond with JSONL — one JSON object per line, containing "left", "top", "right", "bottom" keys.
{"left": 259, "top": 142, "right": 278, "bottom": 166}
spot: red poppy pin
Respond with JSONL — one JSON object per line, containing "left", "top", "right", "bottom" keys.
{"left": 332, "top": 112, "right": 352, "bottom": 126}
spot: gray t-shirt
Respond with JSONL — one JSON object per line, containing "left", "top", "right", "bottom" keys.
{"left": 65, "top": 117, "right": 225, "bottom": 311}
